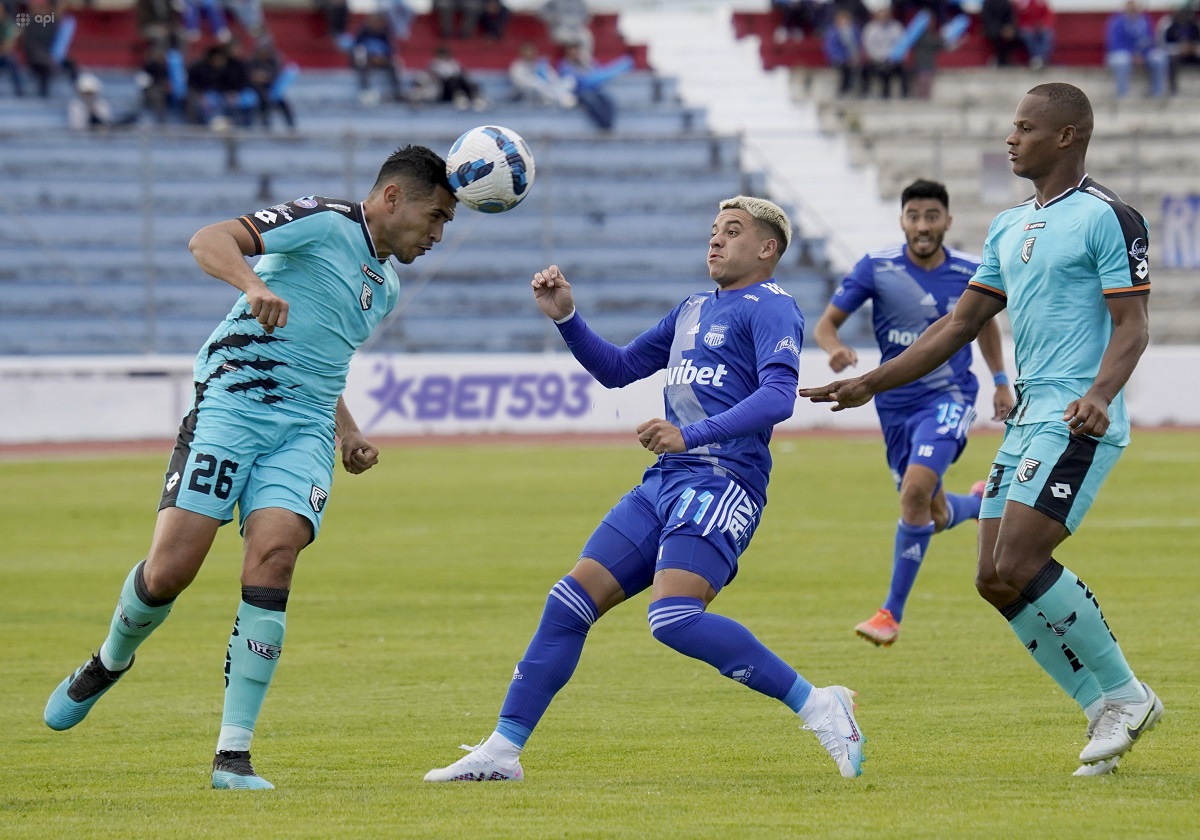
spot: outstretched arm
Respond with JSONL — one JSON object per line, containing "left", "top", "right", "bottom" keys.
{"left": 974, "top": 314, "right": 1014, "bottom": 421}
{"left": 1063, "top": 294, "right": 1149, "bottom": 437}
{"left": 800, "top": 288, "right": 1006, "bottom": 410}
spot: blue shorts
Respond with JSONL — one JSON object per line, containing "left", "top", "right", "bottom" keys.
{"left": 979, "top": 421, "right": 1123, "bottom": 533}
{"left": 158, "top": 386, "right": 336, "bottom": 540}
{"left": 580, "top": 462, "right": 763, "bottom": 597}
{"left": 881, "top": 401, "right": 976, "bottom": 489}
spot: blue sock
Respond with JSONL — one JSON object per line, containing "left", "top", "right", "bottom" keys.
{"left": 943, "top": 492, "right": 981, "bottom": 531}
{"left": 218, "top": 587, "right": 287, "bottom": 753}
{"left": 1022, "top": 561, "right": 1138, "bottom": 696}
{"left": 497, "top": 577, "right": 598, "bottom": 749}
{"left": 1005, "top": 600, "right": 1103, "bottom": 715}
{"left": 647, "top": 596, "right": 812, "bottom": 710}
{"left": 882, "top": 520, "right": 934, "bottom": 624}
{"left": 100, "top": 561, "right": 175, "bottom": 670}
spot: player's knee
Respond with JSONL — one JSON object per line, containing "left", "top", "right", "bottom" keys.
{"left": 242, "top": 544, "right": 299, "bottom": 589}
{"left": 647, "top": 598, "right": 704, "bottom": 650}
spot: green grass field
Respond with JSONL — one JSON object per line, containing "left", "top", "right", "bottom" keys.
{"left": 2, "top": 430, "right": 1197, "bottom": 838}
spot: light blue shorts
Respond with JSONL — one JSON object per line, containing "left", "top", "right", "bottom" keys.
{"left": 159, "top": 385, "right": 336, "bottom": 540}
{"left": 979, "top": 421, "right": 1123, "bottom": 533}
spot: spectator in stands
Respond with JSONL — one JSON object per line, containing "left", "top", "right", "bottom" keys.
{"left": 433, "top": 0, "right": 484, "bottom": 39}
{"left": 540, "top": 0, "right": 593, "bottom": 56}
{"left": 862, "top": 6, "right": 908, "bottom": 98}
{"left": 316, "top": 0, "right": 351, "bottom": 47}
{"left": 186, "top": 41, "right": 254, "bottom": 128}
{"left": 1105, "top": 0, "right": 1168, "bottom": 98}
{"left": 415, "top": 44, "right": 487, "bottom": 109}
{"left": 509, "top": 39, "right": 576, "bottom": 106}
{"left": 480, "top": 0, "right": 511, "bottom": 40}
{"left": 772, "top": 0, "right": 826, "bottom": 42}
{"left": 67, "top": 72, "right": 139, "bottom": 131}
{"left": 386, "top": 0, "right": 416, "bottom": 40}
{"left": 136, "top": 37, "right": 178, "bottom": 122}
{"left": 557, "top": 39, "right": 632, "bottom": 131}
{"left": 1159, "top": 1, "right": 1200, "bottom": 95}
{"left": 0, "top": 2, "right": 26, "bottom": 96}
{"left": 981, "top": 0, "right": 1022, "bottom": 66}
{"left": 351, "top": 11, "right": 405, "bottom": 104}
{"left": 20, "top": 0, "right": 79, "bottom": 98}
{"left": 908, "top": 11, "right": 944, "bottom": 99}
{"left": 247, "top": 35, "right": 297, "bottom": 130}
{"left": 180, "top": 0, "right": 231, "bottom": 43}
{"left": 1014, "top": 0, "right": 1055, "bottom": 69}
{"left": 135, "top": 0, "right": 184, "bottom": 49}
{"left": 823, "top": 8, "right": 866, "bottom": 97}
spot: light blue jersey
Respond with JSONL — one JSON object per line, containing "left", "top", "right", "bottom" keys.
{"left": 194, "top": 196, "right": 400, "bottom": 419}
{"left": 969, "top": 176, "right": 1150, "bottom": 446}
{"left": 832, "top": 245, "right": 981, "bottom": 423}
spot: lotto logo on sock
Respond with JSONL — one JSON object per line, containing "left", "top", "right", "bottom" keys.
{"left": 117, "top": 601, "right": 152, "bottom": 629}
{"left": 246, "top": 639, "right": 281, "bottom": 660}
{"left": 1049, "top": 612, "right": 1077, "bottom": 637}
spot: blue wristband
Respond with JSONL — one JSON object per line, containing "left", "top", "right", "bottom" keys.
{"left": 993, "top": 372, "right": 1009, "bottom": 387}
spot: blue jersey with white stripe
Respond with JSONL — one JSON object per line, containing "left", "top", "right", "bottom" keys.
{"left": 832, "top": 245, "right": 981, "bottom": 421}
{"left": 968, "top": 176, "right": 1151, "bottom": 446}
{"left": 622, "top": 281, "right": 804, "bottom": 504}
{"left": 194, "top": 196, "right": 399, "bottom": 419}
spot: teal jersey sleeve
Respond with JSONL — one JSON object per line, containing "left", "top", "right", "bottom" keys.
{"left": 237, "top": 202, "right": 336, "bottom": 256}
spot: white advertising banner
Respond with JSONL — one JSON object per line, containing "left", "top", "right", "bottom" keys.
{"left": 2, "top": 346, "right": 1199, "bottom": 444}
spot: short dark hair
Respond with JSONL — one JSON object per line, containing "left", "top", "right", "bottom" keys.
{"left": 900, "top": 179, "right": 950, "bottom": 211}
{"left": 371, "top": 145, "right": 453, "bottom": 197}
{"left": 1027, "top": 82, "right": 1094, "bottom": 138}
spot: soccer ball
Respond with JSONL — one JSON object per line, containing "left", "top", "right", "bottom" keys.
{"left": 445, "top": 125, "right": 536, "bottom": 214}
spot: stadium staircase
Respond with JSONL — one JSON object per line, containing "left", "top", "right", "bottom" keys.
{"left": 0, "top": 8, "right": 834, "bottom": 356}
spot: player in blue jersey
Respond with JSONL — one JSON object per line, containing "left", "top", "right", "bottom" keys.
{"left": 812, "top": 179, "right": 1013, "bottom": 647}
{"left": 425, "top": 196, "right": 866, "bottom": 783}
{"left": 801, "top": 83, "right": 1160, "bottom": 776}
{"left": 43, "top": 145, "right": 457, "bottom": 789}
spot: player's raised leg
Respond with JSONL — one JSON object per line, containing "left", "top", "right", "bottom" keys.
{"left": 45, "top": 508, "right": 217, "bottom": 730}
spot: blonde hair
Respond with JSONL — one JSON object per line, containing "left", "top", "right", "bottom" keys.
{"left": 719, "top": 195, "right": 792, "bottom": 253}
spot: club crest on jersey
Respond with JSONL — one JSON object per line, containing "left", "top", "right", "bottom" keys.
{"left": 362, "top": 263, "right": 385, "bottom": 284}
{"left": 310, "top": 485, "right": 328, "bottom": 512}
{"left": 1021, "top": 237, "right": 1036, "bottom": 264}
{"left": 703, "top": 322, "right": 728, "bottom": 348}
{"left": 359, "top": 282, "right": 373, "bottom": 311}
{"left": 1016, "top": 457, "right": 1041, "bottom": 483}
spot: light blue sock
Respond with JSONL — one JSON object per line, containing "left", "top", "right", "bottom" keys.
{"left": 943, "top": 492, "right": 981, "bottom": 531}
{"left": 100, "top": 561, "right": 175, "bottom": 670}
{"left": 882, "top": 520, "right": 935, "bottom": 623}
{"left": 497, "top": 577, "right": 598, "bottom": 749}
{"left": 1005, "top": 600, "right": 1103, "bottom": 714}
{"left": 1022, "top": 562, "right": 1138, "bottom": 697}
{"left": 648, "top": 597, "right": 812, "bottom": 709}
{"left": 218, "top": 587, "right": 287, "bottom": 753}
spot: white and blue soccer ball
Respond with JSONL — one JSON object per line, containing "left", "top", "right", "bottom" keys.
{"left": 445, "top": 125, "right": 536, "bottom": 213}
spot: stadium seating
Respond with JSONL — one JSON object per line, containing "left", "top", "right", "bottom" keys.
{"left": 732, "top": 10, "right": 1120, "bottom": 71}
{"left": 0, "top": 50, "right": 833, "bottom": 356}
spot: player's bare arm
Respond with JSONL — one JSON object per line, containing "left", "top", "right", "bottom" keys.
{"left": 531, "top": 264, "right": 575, "bottom": 321}
{"left": 636, "top": 418, "right": 686, "bottom": 455}
{"left": 336, "top": 395, "right": 380, "bottom": 475}
{"left": 975, "top": 315, "right": 1014, "bottom": 421}
{"left": 1063, "top": 294, "right": 1150, "bottom": 437}
{"left": 813, "top": 304, "right": 859, "bottom": 373}
{"left": 801, "top": 289, "right": 1005, "bottom": 410}
{"left": 189, "top": 219, "right": 289, "bottom": 333}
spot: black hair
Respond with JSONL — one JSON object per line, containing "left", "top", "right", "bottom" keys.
{"left": 1026, "top": 82, "right": 1094, "bottom": 138}
{"left": 900, "top": 179, "right": 950, "bottom": 211}
{"left": 371, "top": 145, "right": 453, "bottom": 197}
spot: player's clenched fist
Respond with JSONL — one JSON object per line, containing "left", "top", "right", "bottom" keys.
{"left": 532, "top": 264, "right": 575, "bottom": 321}
{"left": 636, "top": 418, "right": 686, "bottom": 455}
{"left": 246, "top": 286, "right": 289, "bottom": 334}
